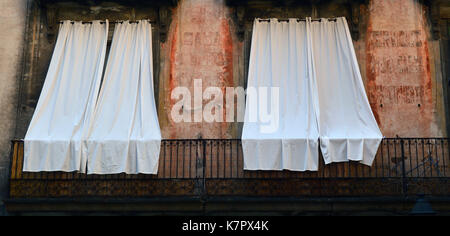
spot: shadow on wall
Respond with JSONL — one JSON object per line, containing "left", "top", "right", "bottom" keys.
{"left": 0, "top": 166, "right": 8, "bottom": 216}
{"left": 0, "top": 203, "right": 6, "bottom": 216}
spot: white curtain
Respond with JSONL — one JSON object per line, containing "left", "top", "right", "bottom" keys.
{"left": 84, "top": 20, "right": 161, "bottom": 174}
{"left": 242, "top": 19, "right": 320, "bottom": 171}
{"left": 24, "top": 21, "right": 109, "bottom": 172}
{"left": 310, "top": 18, "right": 382, "bottom": 165}
{"left": 242, "top": 17, "right": 382, "bottom": 171}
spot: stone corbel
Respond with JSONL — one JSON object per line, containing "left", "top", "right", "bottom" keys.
{"left": 225, "top": 1, "right": 246, "bottom": 42}
{"left": 158, "top": 6, "right": 170, "bottom": 43}
{"left": 310, "top": 0, "right": 321, "bottom": 18}
{"left": 350, "top": 1, "right": 360, "bottom": 40}
{"left": 236, "top": 6, "right": 246, "bottom": 41}
{"left": 428, "top": 0, "right": 441, "bottom": 40}
{"left": 44, "top": 4, "right": 58, "bottom": 43}
{"left": 348, "top": 0, "right": 363, "bottom": 41}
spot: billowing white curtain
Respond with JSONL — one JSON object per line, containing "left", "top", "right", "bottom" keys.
{"left": 23, "top": 21, "right": 109, "bottom": 172}
{"left": 242, "top": 19, "right": 320, "bottom": 171}
{"left": 310, "top": 18, "right": 382, "bottom": 165}
{"left": 242, "top": 17, "right": 382, "bottom": 171}
{"left": 85, "top": 20, "right": 161, "bottom": 174}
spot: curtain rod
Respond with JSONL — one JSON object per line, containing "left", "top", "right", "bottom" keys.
{"left": 258, "top": 18, "right": 338, "bottom": 22}
{"left": 58, "top": 20, "right": 156, "bottom": 24}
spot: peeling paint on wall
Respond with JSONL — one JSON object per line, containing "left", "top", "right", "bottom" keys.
{"left": 161, "top": 0, "right": 235, "bottom": 139}
{"left": 366, "top": 0, "right": 444, "bottom": 137}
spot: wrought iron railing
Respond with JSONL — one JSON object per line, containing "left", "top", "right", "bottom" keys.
{"left": 8, "top": 138, "right": 450, "bottom": 198}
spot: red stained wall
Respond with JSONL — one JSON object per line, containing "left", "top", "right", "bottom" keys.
{"left": 160, "top": 0, "right": 235, "bottom": 139}
{"left": 366, "top": 0, "right": 443, "bottom": 137}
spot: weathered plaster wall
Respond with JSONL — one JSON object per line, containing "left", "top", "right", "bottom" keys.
{"left": 366, "top": 0, "right": 446, "bottom": 137}
{"left": 11, "top": 0, "right": 450, "bottom": 141}
{"left": 159, "top": 0, "right": 240, "bottom": 139}
{"left": 0, "top": 0, "right": 28, "bottom": 213}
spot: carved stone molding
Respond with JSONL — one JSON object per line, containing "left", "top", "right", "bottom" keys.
{"left": 43, "top": 4, "right": 58, "bottom": 43}
{"left": 158, "top": 6, "right": 170, "bottom": 43}
{"left": 226, "top": 0, "right": 368, "bottom": 41}
{"left": 347, "top": 0, "right": 366, "bottom": 41}
{"left": 425, "top": 0, "right": 442, "bottom": 40}
{"left": 36, "top": 0, "right": 179, "bottom": 43}
{"left": 235, "top": 6, "right": 246, "bottom": 41}
{"left": 309, "top": 0, "right": 321, "bottom": 18}
{"left": 38, "top": 0, "right": 179, "bottom": 7}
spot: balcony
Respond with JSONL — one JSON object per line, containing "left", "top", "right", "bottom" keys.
{"left": 5, "top": 138, "right": 450, "bottom": 215}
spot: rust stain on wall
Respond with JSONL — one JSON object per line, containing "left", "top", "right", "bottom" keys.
{"left": 162, "top": 0, "right": 235, "bottom": 139}
{"left": 219, "top": 18, "right": 234, "bottom": 133}
{"left": 366, "top": 0, "right": 441, "bottom": 137}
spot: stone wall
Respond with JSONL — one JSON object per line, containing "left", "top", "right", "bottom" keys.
{"left": 366, "top": 0, "right": 446, "bottom": 137}
{"left": 0, "top": 0, "right": 28, "bottom": 215}
{"left": 159, "top": 0, "right": 240, "bottom": 139}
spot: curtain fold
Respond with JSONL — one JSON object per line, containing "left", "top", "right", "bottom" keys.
{"left": 24, "top": 21, "right": 109, "bottom": 172}
{"left": 242, "top": 17, "right": 382, "bottom": 171}
{"left": 310, "top": 17, "right": 382, "bottom": 166}
{"left": 84, "top": 20, "right": 161, "bottom": 174}
{"left": 242, "top": 19, "right": 320, "bottom": 171}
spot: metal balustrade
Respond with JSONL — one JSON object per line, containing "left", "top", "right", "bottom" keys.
{"left": 8, "top": 138, "right": 450, "bottom": 198}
